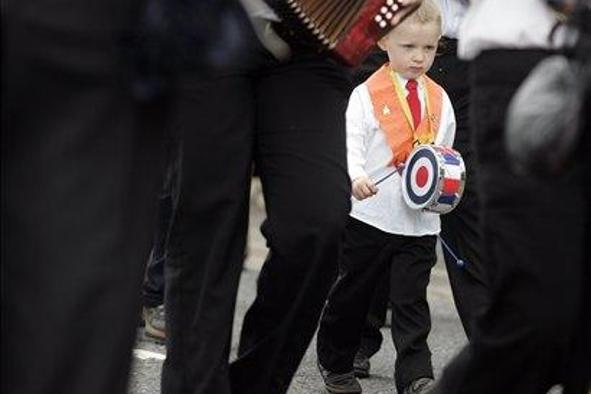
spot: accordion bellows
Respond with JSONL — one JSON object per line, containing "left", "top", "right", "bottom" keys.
{"left": 269, "top": 0, "right": 405, "bottom": 66}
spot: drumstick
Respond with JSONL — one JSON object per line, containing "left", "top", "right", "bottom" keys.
{"left": 438, "top": 235, "right": 467, "bottom": 268}
{"left": 369, "top": 165, "right": 405, "bottom": 186}
{"left": 373, "top": 169, "right": 398, "bottom": 185}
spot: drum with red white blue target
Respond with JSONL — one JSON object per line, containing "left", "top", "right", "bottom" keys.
{"left": 401, "top": 145, "right": 466, "bottom": 214}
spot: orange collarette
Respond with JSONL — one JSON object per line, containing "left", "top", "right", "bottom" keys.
{"left": 366, "top": 64, "right": 444, "bottom": 168}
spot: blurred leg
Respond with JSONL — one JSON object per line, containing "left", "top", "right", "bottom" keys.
{"left": 143, "top": 187, "right": 173, "bottom": 308}
{"left": 435, "top": 49, "right": 586, "bottom": 394}
{"left": 229, "top": 54, "right": 351, "bottom": 394}
{"left": 1, "top": 1, "right": 166, "bottom": 393}
{"left": 162, "top": 73, "right": 256, "bottom": 394}
{"left": 429, "top": 47, "right": 490, "bottom": 340}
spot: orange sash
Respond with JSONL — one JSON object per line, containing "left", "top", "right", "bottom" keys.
{"left": 366, "top": 64, "right": 444, "bottom": 167}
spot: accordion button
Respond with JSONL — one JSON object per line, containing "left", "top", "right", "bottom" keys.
{"left": 381, "top": 6, "right": 388, "bottom": 13}
{"left": 375, "top": 15, "right": 383, "bottom": 22}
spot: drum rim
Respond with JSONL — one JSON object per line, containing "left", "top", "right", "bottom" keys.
{"left": 426, "top": 145, "right": 466, "bottom": 214}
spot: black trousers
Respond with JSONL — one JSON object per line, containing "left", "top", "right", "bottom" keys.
{"left": 434, "top": 50, "right": 588, "bottom": 394}
{"left": 142, "top": 191, "right": 172, "bottom": 308}
{"left": 429, "top": 42, "right": 490, "bottom": 339}
{"left": 358, "top": 273, "right": 390, "bottom": 358}
{"left": 162, "top": 40, "right": 352, "bottom": 393}
{"left": 1, "top": 1, "right": 167, "bottom": 393}
{"left": 317, "top": 218, "right": 437, "bottom": 393}
{"left": 142, "top": 138, "right": 180, "bottom": 308}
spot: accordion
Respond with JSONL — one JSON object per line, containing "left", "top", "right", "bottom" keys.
{"left": 268, "top": 0, "right": 407, "bottom": 66}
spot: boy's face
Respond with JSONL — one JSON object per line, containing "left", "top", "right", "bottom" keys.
{"left": 379, "top": 20, "right": 440, "bottom": 80}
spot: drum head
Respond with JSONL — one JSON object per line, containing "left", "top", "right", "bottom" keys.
{"left": 402, "top": 145, "right": 441, "bottom": 210}
{"left": 402, "top": 144, "right": 466, "bottom": 214}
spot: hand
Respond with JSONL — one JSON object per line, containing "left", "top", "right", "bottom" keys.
{"left": 352, "top": 176, "right": 378, "bottom": 201}
{"left": 391, "top": 0, "right": 423, "bottom": 26}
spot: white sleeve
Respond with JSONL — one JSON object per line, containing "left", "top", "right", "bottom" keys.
{"left": 435, "top": 91, "right": 456, "bottom": 148}
{"left": 346, "top": 86, "right": 370, "bottom": 181}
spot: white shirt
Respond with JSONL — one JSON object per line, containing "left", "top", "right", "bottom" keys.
{"left": 347, "top": 74, "right": 456, "bottom": 236}
{"left": 239, "top": 0, "right": 279, "bottom": 21}
{"left": 458, "top": 0, "right": 569, "bottom": 60}
{"left": 435, "top": 0, "right": 469, "bottom": 39}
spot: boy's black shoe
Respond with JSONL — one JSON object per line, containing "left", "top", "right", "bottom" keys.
{"left": 353, "top": 352, "right": 370, "bottom": 379}
{"left": 318, "top": 360, "right": 362, "bottom": 394}
{"left": 403, "top": 377, "right": 434, "bottom": 394}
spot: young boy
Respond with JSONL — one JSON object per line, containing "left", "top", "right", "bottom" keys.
{"left": 316, "top": 1, "right": 455, "bottom": 394}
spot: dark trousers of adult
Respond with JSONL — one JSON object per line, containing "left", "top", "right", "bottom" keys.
{"left": 142, "top": 139, "right": 180, "bottom": 308}
{"left": 433, "top": 50, "right": 587, "bottom": 394}
{"left": 2, "top": 1, "right": 166, "bottom": 393}
{"left": 317, "top": 217, "right": 437, "bottom": 394}
{"left": 429, "top": 40, "right": 490, "bottom": 339}
{"left": 569, "top": 88, "right": 591, "bottom": 393}
{"left": 161, "top": 38, "right": 352, "bottom": 394}
{"left": 357, "top": 40, "right": 490, "bottom": 359}
{"left": 142, "top": 191, "right": 172, "bottom": 308}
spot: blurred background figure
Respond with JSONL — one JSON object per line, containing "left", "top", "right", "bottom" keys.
{"left": 426, "top": 0, "right": 590, "bottom": 393}
{"left": 1, "top": 1, "right": 240, "bottom": 393}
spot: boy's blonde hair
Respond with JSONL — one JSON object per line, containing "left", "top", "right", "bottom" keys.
{"left": 398, "top": 0, "right": 442, "bottom": 33}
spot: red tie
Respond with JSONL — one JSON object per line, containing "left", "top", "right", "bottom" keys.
{"left": 406, "top": 79, "right": 421, "bottom": 129}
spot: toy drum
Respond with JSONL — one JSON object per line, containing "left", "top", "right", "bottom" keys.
{"left": 401, "top": 145, "right": 466, "bottom": 214}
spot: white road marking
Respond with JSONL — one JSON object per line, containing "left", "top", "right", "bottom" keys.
{"left": 133, "top": 349, "right": 166, "bottom": 361}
